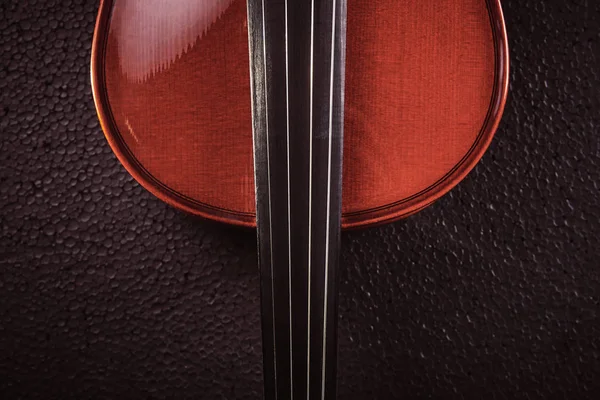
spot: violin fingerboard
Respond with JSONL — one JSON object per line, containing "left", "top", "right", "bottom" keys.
{"left": 247, "top": 0, "right": 347, "bottom": 399}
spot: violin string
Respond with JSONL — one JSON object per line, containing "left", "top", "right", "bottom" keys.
{"left": 260, "top": 0, "right": 278, "bottom": 397}
{"left": 306, "top": 0, "right": 315, "bottom": 397}
{"left": 321, "top": 1, "right": 337, "bottom": 398}
{"left": 284, "top": 0, "right": 294, "bottom": 398}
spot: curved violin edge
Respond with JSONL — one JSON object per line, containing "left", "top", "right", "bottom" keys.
{"left": 341, "top": 0, "right": 509, "bottom": 229}
{"left": 91, "top": 0, "right": 509, "bottom": 230}
{"left": 91, "top": 0, "right": 258, "bottom": 229}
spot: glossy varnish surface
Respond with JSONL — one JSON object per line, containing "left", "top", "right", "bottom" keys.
{"left": 92, "top": 0, "right": 508, "bottom": 228}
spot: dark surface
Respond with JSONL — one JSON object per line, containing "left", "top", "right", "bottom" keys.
{"left": 1, "top": 0, "right": 599, "bottom": 399}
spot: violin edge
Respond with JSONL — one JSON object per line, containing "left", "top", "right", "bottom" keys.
{"left": 341, "top": 0, "right": 509, "bottom": 229}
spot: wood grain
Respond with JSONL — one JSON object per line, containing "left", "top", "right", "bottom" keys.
{"left": 91, "top": 0, "right": 508, "bottom": 228}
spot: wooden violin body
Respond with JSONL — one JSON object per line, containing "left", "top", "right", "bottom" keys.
{"left": 92, "top": 0, "right": 508, "bottom": 229}
{"left": 92, "top": 1, "right": 508, "bottom": 399}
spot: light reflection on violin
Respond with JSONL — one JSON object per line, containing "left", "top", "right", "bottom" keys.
{"left": 113, "top": 0, "right": 236, "bottom": 82}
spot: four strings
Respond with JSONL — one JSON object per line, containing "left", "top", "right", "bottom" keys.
{"left": 261, "top": 0, "right": 339, "bottom": 399}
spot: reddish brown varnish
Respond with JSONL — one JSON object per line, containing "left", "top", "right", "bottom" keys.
{"left": 91, "top": 0, "right": 508, "bottom": 229}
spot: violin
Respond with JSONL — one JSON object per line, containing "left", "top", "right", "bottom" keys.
{"left": 91, "top": 0, "right": 508, "bottom": 398}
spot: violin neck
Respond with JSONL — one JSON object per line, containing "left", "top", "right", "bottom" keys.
{"left": 247, "top": 0, "right": 347, "bottom": 399}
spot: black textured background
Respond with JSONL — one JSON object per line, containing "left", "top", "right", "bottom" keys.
{"left": 1, "top": 0, "right": 599, "bottom": 399}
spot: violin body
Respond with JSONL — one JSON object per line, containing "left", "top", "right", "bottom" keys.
{"left": 92, "top": 1, "right": 508, "bottom": 398}
{"left": 92, "top": 0, "right": 508, "bottom": 229}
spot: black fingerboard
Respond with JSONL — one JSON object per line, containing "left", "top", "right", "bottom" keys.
{"left": 247, "top": 0, "right": 347, "bottom": 399}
